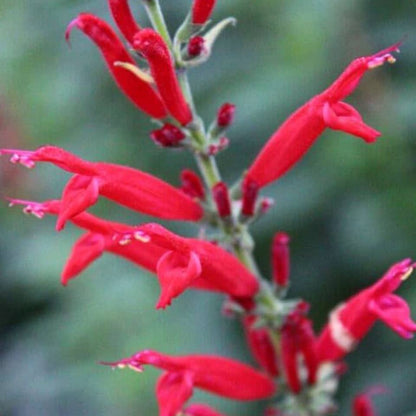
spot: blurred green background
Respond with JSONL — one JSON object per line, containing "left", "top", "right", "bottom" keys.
{"left": 1, "top": 0, "right": 416, "bottom": 415}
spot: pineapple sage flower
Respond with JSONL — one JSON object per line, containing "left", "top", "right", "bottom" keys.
{"left": 316, "top": 259, "right": 416, "bottom": 362}
{"left": 1, "top": 145, "right": 203, "bottom": 229}
{"left": 244, "top": 43, "right": 401, "bottom": 190}
{"left": 66, "top": 13, "right": 166, "bottom": 119}
{"left": 102, "top": 349, "right": 275, "bottom": 416}
{"left": 8, "top": 199, "right": 258, "bottom": 309}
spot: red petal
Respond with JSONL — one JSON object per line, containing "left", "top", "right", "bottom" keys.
{"left": 156, "top": 250, "right": 202, "bottom": 309}
{"left": 323, "top": 102, "right": 380, "bottom": 143}
{"left": 61, "top": 232, "right": 105, "bottom": 285}
{"left": 56, "top": 175, "right": 100, "bottom": 231}
{"left": 368, "top": 294, "right": 416, "bottom": 339}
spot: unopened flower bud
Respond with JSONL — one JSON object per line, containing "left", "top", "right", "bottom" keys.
{"left": 188, "top": 36, "right": 205, "bottom": 57}
{"left": 217, "top": 103, "right": 236, "bottom": 128}
{"left": 212, "top": 181, "right": 231, "bottom": 217}
{"left": 180, "top": 169, "right": 205, "bottom": 200}
{"left": 272, "top": 232, "right": 290, "bottom": 287}
{"left": 150, "top": 123, "right": 185, "bottom": 147}
{"left": 242, "top": 176, "right": 259, "bottom": 216}
{"left": 208, "top": 137, "right": 229, "bottom": 155}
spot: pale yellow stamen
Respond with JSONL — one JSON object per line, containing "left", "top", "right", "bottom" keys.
{"left": 401, "top": 267, "right": 413, "bottom": 281}
{"left": 134, "top": 231, "right": 150, "bottom": 243}
{"left": 114, "top": 61, "right": 154, "bottom": 84}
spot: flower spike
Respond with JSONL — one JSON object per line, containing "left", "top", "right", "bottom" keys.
{"left": 246, "top": 44, "right": 400, "bottom": 188}
{"left": 133, "top": 29, "right": 193, "bottom": 125}
{"left": 66, "top": 13, "right": 166, "bottom": 119}
{"left": 108, "top": 0, "right": 141, "bottom": 46}
{"left": 317, "top": 259, "right": 416, "bottom": 362}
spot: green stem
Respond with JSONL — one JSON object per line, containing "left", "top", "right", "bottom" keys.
{"left": 142, "top": 0, "right": 172, "bottom": 49}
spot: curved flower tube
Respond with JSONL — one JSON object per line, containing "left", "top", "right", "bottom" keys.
{"left": 245, "top": 43, "right": 401, "bottom": 188}
{"left": 66, "top": 13, "right": 167, "bottom": 119}
{"left": 1, "top": 145, "right": 203, "bottom": 227}
{"left": 102, "top": 349, "right": 276, "bottom": 416}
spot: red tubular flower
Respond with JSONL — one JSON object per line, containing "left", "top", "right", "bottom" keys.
{"left": 245, "top": 43, "right": 401, "bottom": 188}
{"left": 183, "top": 403, "right": 229, "bottom": 416}
{"left": 212, "top": 182, "right": 231, "bottom": 217}
{"left": 316, "top": 259, "right": 416, "bottom": 362}
{"left": 192, "top": 0, "right": 217, "bottom": 25}
{"left": 217, "top": 103, "right": 236, "bottom": 128}
{"left": 135, "top": 223, "right": 259, "bottom": 308}
{"left": 272, "top": 232, "right": 290, "bottom": 287}
{"left": 241, "top": 176, "right": 259, "bottom": 216}
{"left": 108, "top": 0, "right": 141, "bottom": 45}
{"left": 281, "top": 304, "right": 317, "bottom": 394}
{"left": 8, "top": 199, "right": 257, "bottom": 306}
{"left": 133, "top": 29, "right": 193, "bottom": 125}
{"left": 103, "top": 349, "right": 275, "bottom": 416}
{"left": 1, "top": 146, "right": 203, "bottom": 228}
{"left": 66, "top": 13, "right": 166, "bottom": 119}
{"left": 180, "top": 169, "right": 205, "bottom": 200}
{"left": 243, "top": 315, "right": 279, "bottom": 376}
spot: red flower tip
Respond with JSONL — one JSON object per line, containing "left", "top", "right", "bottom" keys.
{"left": 150, "top": 123, "right": 186, "bottom": 147}
{"left": 212, "top": 182, "right": 231, "bottom": 217}
{"left": 1, "top": 148, "right": 37, "bottom": 168}
{"left": 108, "top": 0, "right": 141, "bottom": 46}
{"left": 217, "top": 103, "right": 236, "bottom": 128}
{"left": 133, "top": 28, "right": 193, "bottom": 125}
{"left": 188, "top": 36, "right": 205, "bottom": 57}
{"left": 180, "top": 169, "right": 205, "bottom": 200}
{"left": 241, "top": 176, "right": 259, "bottom": 216}
{"left": 7, "top": 198, "right": 60, "bottom": 218}
{"left": 65, "top": 13, "right": 166, "bottom": 118}
{"left": 272, "top": 231, "right": 290, "bottom": 287}
{"left": 192, "top": 0, "right": 217, "bottom": 25}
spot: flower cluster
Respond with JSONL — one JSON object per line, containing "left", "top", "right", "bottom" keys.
{"left": 2, "top": 0, "right": 415, "bottom": 415}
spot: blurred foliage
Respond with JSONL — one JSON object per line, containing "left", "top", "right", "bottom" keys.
{"left": 0, "top": 0, "right": 416, "bottom": 415}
